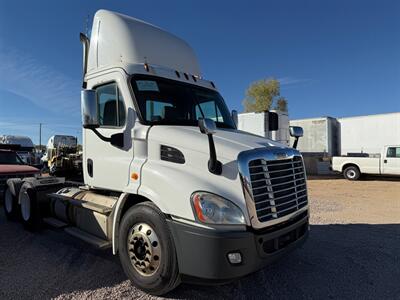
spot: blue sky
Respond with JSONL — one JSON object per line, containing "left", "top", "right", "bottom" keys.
{"left": 0, "top": 0, "right": 399, "bottom": 144}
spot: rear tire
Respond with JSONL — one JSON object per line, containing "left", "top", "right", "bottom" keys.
{"left": 344, "top": 166, "right": 360, "bottom": 180}
{"left": 3, "top": 186, "right": 20, "bottom": 220}
{"left": 18, "top": 182, "right": 41, "bottom": 231}
{"left": 118, "top": 202, "right": 180, "bottom": 296}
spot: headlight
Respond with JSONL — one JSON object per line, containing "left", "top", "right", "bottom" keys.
{"left": 191, "top": 192, "right": 245, "bottom": 225}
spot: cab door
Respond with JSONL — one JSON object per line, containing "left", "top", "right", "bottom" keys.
{"left": 382, "top": 146, "right": 400, "bottom": 175}
{"left": 83, "top": 71, "right": 134, "bottom": 191}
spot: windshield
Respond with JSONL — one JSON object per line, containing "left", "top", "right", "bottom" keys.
{"left": 131, "top": 75, "right": 235, "bottom": 129}
{"left": 0, "top": 151, "right": 24, "bottom": 165}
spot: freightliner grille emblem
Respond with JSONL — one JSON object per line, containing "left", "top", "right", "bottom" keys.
{"left": 274, "top": 152, "right": 288, "bottom": 159}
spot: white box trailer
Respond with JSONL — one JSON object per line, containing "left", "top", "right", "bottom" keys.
{"left": 338, "top": 112, "right": 400, "bottom": 155}
{"left": 289, "top": 117, "right": 339, "bottom": 156}
{"left": 238, "top": 111, "right": 290, "bottom": 146}
{"left": 3, "top": 10, "right": 309, "bottom": 296}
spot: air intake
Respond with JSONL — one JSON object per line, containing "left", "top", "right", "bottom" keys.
{"left": 160, "top": 145, "right": 185, "bottom": 164}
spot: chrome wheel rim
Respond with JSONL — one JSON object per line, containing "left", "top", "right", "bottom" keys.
{"left": 347, "top": 170, "right": 356, "bottom": 179}
{"left": 127, "top": 223, "right": 161, "bottom": 276}
{"left": 4, "top": 188, "right": 13, "bottom": 213}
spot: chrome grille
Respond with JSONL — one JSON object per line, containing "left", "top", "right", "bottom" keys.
{"left": 248, "top": 156, "right": 308, "bottom": 223}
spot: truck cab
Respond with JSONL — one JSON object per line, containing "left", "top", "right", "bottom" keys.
{"left": 6, "top": 10, "right": 309, "bottom": 296}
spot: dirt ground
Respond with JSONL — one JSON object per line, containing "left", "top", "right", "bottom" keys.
{"left": 0, "top": 177, "right": 399, "bottom": 300}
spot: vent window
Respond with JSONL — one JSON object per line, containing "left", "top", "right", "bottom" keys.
{"left": 160, "top": 145, "right": 185, "bottom": 164}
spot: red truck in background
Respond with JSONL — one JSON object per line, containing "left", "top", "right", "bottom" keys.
{"left": 0, "top": 149, "right": 39, "bottom": 218}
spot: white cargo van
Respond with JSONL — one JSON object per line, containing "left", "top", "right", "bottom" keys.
{"left": 3, "top": 10, "right": 309, "bottom": 295}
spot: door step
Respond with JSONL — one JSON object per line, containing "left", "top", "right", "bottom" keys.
{"left": 64, "top": 227, "right": 111, "bottom": 249}
{"left": 43, "top": 217, "right": 68, "bottom": 228}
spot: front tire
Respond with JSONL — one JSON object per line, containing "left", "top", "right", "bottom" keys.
{"left": 118, "top": 202, "right": 180, "bottom": 295}
{"left": 344, "top": 166, "right": 360, "bottom": 180}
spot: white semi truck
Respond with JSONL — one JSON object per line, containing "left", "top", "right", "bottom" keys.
{"left": 3, "top": 10, "right": 309, "bottom": 295}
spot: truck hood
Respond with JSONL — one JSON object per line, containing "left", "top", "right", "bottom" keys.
{"left": 0, "top": 164, "right": 39, "bottom": 175}
{"left": 149, "top": 126, "right": 288, "bottom": 161}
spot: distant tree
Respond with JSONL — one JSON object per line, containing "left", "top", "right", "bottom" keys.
{"left": 275, "top": 96, "right": 288, "bottom": 112}
{"left": 243, "top": 78, "right": 288, "bottom": 112}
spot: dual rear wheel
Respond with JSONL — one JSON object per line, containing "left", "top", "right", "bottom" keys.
{"left": 2, "top": 182, "right": 40, "bottom": 230}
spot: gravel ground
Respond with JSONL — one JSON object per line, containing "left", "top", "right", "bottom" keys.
{"left": 0, "top": 178, "right": 399, "bottom": 300}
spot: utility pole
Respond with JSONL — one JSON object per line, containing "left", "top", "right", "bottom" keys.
{"left": 39, "top": 123, "right": 42, "bottom": 152}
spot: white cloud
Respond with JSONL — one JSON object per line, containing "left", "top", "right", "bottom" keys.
{"left": 0, "top": 45, "right": 80, "bottom": 115}
{"left": 278, "top": 76, "right": 315, "bottom": 88}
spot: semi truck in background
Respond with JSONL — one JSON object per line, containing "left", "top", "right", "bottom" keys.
{"left": 3, "top": 10, "right": 308, "bottom": 295}
{"left": 0, "top": 135, "right": 38, "bottom": 166}
{"left": 332, "top": 145, "right": 400, "bottom": 180}
{"left": 41, "top": 135, "right": 82, "bottom": 177}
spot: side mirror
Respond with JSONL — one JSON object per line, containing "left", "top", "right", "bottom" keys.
{"left": 231, "top": 110, "right": 238, "bottom": 128}
{"left": 268, "top": 112, "right": 279, "bottom": 131}
{"left": 199, "top": 118, "right": 217, "bottom": 135}
{"left": 289, "top": 126, "right": 304, "bottom": 138}
{"left": 81, "top": 90, "right": 99, "bottom": 129}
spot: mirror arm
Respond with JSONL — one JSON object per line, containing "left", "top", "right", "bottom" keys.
{"left": 91, "top": 128, "right": 111, "bottom": 143}
{"left": 292, "top": 137, "right": 299, "bottom": 149}
{"left": 90, "top": 128, "right": 124, "bottom": 148}
{"left": 207, "top": 134, "right": 222, "bottom": 175}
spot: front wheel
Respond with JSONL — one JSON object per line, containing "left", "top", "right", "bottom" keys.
{"left": 344, "top": 166, "right": 360, "bottom": 180}
{"left": 118, "top": 202, "right": 180, "bottom": 296}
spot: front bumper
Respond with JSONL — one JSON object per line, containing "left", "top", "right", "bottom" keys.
{"left": 168, "top": 210, "right": 309, "bottom": 282}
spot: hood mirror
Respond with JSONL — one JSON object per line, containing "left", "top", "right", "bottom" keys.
{"left": 199, "top": 118, "right": 217, "bottom": 135}
{"left": 198, "top": 118, "right": 222, "bottom": 175}
{"left": 289, "top": 126, "right": 303, "bottom": 149}
{"left": 289, "top": 126, "right": 303, "bottom": 138}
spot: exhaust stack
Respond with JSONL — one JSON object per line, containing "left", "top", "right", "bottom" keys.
{"left": 79, "top": 33, "right": 90, "bottom": 89}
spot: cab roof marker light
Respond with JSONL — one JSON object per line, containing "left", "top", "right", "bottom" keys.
{"left": 175, "top": 70, "right": 181, "bottom": 78}
{"left": 184, "top": 73, "right": 189, "bottom": 80}
{"left": 144, "top": 63, "right": 150, "bottom": 72}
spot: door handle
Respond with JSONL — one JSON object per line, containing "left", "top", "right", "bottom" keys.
{"left": 384, "top": 159, "right": 387, "bottom": 163}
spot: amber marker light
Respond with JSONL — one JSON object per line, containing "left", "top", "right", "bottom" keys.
{"left": 131, "top": 173, "right": 139, "bottom": 180}
{"left": 192, "top": 194, "right": 206, "bottom": 222}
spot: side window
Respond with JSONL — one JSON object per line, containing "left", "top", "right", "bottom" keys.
{"left": 387, "top": 147, "right": 400, "bottom": 158}
{"left": 96, "top": 83, "right": 126, "bottom": 127}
